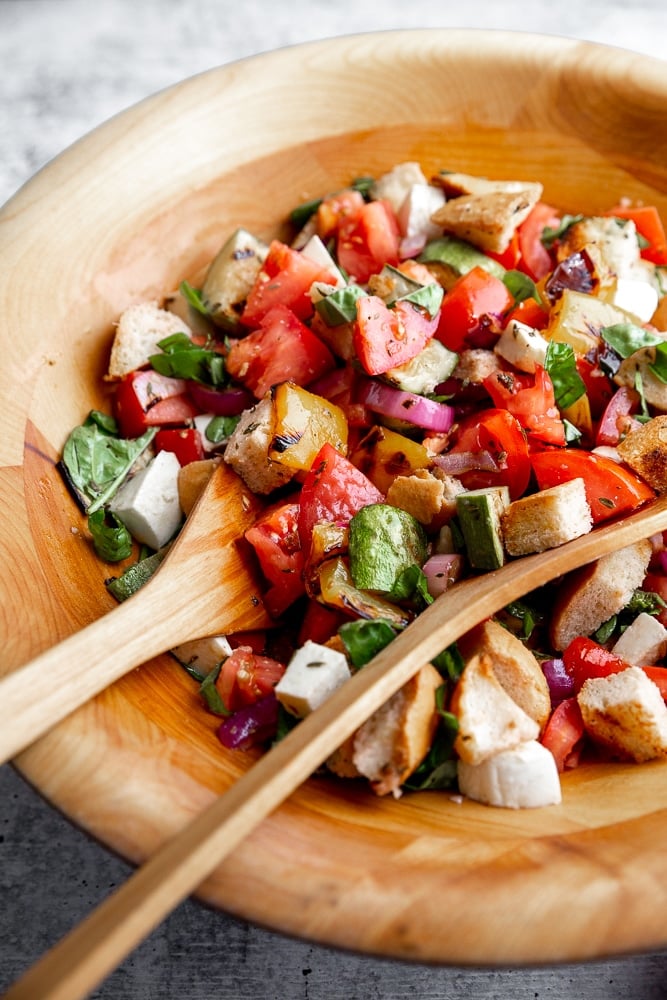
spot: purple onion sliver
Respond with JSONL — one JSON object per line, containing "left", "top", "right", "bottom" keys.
{"left": 217, "top": 693, "right": 280, "bottom": 751}
{"left": 541, "top": 658, "right": 575, "bottom": 708}
{"left": 189, "top": 382, "right": 254, "bottom": 416}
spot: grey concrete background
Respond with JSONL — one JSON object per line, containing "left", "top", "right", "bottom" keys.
{"left": 3, "top": 1, "right": 667, "bottom": 996}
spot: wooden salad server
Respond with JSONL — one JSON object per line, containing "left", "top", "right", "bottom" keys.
{"left": 0, "top": 461, "right": 273, "bottom": 766}
{"left": 6, "top": 492, "right": 667, "bottom": 1000}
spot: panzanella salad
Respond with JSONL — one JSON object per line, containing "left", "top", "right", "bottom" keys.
{"left": 61, "top": 162, "right": 667, "bottom": 808}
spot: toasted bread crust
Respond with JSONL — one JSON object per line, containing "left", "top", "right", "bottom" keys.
{"left": 617, "top": 415, "right": 667, "bottom": 492}
{"left": 548, "top": 540, "right": 652, "bottom": 651}
{"left": 458, "top": 619, "right": 551, "bottom": 730}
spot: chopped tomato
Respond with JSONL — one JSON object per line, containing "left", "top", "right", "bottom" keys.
{"left": 562, "top": 636, "right": 630, "bottom": 693}
{"left": 486, "top": 231, "right": 521, "bottom": 269}
{"left": 154, "top": 427, "right": 205, "bottom": 465}
{"left": 226, "top": 305, "right": 335, "bottom": 398}
{"left": 483, "top": 366, "right": 566, "bottom": 447}
{"left": 540, "top": 697, "right": 586, "bottom": 772}
{"left": 298, "top": 442, "right": 383, "bottom": 551}
{"left": 435, "top": 266, "right": 513, "bottom": 353}
{"left": 576, "top": 357, "right": 615, "bottom": 420}
{"left": 353, "top": 296, "right": 438, "bottom": 375}
{"left": 114, "top": 370, "right": 200, "bottom": 438}
{"left": 245, "top": 500, "right": 305, "bottom": 618}
{"left": 640, "top": 573, "right": 667, "bottom": 629}
{"left": 595, "top": 386, "right": 642, "bottom": 447}
{"left": 316, "top": 189, "right": 365, "bottom": 240}
{"left": 241, "top": 239, "right": 337, "bottom": 327}
{"left": 605, "top": 204, "right": 667, "bottom": 267}
{"left": 297, "top": 599, "right": 347, "bottom": 646}
{"left": 215, "top": 646, "right": 286, "bottom": 712}
{"left": 447, "top": 407, "right": 532, "bottom": 499}
{"left": 504, "top": 295, "right": 549, "bottom": 330}
{"left": 336, "top": 200, "right": 401, "bottom": 283}
{"left": 516, "top": 202, "right": 561, "bottom": 281}
{"left": 531, "top": 448, "right": 654, "bottom": 523}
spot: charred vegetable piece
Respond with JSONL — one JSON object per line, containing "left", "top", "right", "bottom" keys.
{"left": 201, "top": 228, "right": 268, "bottom": 331}
{"left": 348, "top": 503, "right": 427, "bottom": 596}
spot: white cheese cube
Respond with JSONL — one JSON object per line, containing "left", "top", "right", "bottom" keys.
{"left": 457, "top": 740, "right": 562, "bottom": 809}
{"left": 612, "top": 612, "right": 667, "bottom": 666}
{"left": 275, "top": 640, "right": 351, "bottom": 718}
{"left": 109, "top": 449, "right": 182, "bottom": 549}
{"left": 397, "top": 184, "right": 446, "bottom": 241}
{"left": 494, "top": 320, "right": 548, "bottom": 373}
{"left": 171, "top": 635, "right": 233, "bottom": 675}
{"left": 606, "top": 277, "right": 659, "bottom": 324}
{"left": 371, "top": 161, "right": 429, "bottom": 213}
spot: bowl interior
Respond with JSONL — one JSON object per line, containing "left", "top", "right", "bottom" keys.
{"left": 3, "top": 30, "right": 667, "bottom": 964}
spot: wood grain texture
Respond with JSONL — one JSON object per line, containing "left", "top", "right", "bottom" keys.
{"left": 2, "top": 30, "right": 667, "bottom": 967}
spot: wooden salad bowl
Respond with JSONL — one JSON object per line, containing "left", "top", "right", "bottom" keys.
{"left": 2, "top": 30, "right": 667, "bottom": 965}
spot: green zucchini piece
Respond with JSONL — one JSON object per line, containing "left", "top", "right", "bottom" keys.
{"left": 419, "top": 235, "right": 505, "bottom": 288}
{"left": 349, "top": 503, "right": 427, "bottom": 596}
{"left": 455, "top": 487, "right": 510, "bottom": 571}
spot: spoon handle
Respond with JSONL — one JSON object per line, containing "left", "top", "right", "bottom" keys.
{"left": 6, "top": 493, "right": 667, "bottom": 1000}
{"left": 0, "top": 463, "right": 268, "bottom": 766}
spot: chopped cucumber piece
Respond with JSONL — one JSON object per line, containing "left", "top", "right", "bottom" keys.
{"left": 419, "top": 235, "right": 505, "bottom": 287}
{"left": 456, "top": 487, "right": 510, "bottom": 571}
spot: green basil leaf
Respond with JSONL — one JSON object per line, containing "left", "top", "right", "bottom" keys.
{"left": 61, "top": 418, "right": 156, "bottom": 514}
{"left": 431, "top": 642, "right": 465, "bottom": 683}
{"left": 180, "top": 280, "right": 212, "bottom": 317}
{"left": 503, "top": 269, "right": 542, "bottom": 306}
{"left": 541, "top": 214, "right": 584, "bottom": 249}
{"left": 398, "top": 282, "right": 444, "bottom": 318}
{"left": 205, "top": 414, "right": 241, "bottom": 443}
{"left": 87, "top": 508, "right": 133, "bottom": 562}
{"left": 600, "top": 322, "right": 663, "bottom": 359}
{"left": 544, "top": 340, "right": 586, "bottom": 409}
{"left": 593, "top": 615, "right": 618, "bottom": 644}
{"left": 199, "top": 664, "right": 231, "bottom": 716}
{"left": 389, "top": 564, "right": 434, "bottom": 607}
{"left": 88, "top": 409, "right": 118, "bottom": 435}
{"left": 649, "top": 341, "right": 667, "bottom": 384}
{"left": 313, "top": 283, "right": 367, "bottom": 326}
{"left": 403, "top": 704, "right": 459, "bottom": 791}
{"left": 106, "top": 549, "right": 166, "bottom": 602}
{"left": 338, "top": 618, "right": 397, "bottom": 669}
{"left": 149, "top": 335, "right": 227, "bottom": 386}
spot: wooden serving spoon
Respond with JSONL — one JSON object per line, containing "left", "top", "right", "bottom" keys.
{"left": 6, "top": 493, "right": 667, "bottom": 1000}
{"left": 0, "top": 460, "right": 272, "bottom": 766}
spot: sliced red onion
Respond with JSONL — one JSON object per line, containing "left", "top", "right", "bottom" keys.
{"left": 541, "top": 658, "right": 575, "bottom": 708}
{"left": 399, "top": 233, "right": 428, "bottom": 260}
{"left": 432, "top": 449, "right": 499, "bottom": 476}
{"left": 189, "top": 382, "right": 254, "bottom": 416}
{"left": 358, "top": 378, "right": 455, "bottom": 433}
{"left": 217, "top": 693, "right": 280, "bottom": 750}
{"left": 423, "top": 553, "right": 464, "bottom": 598}
{"left": 658, "top": 551, "right": 667, "bottom": 576}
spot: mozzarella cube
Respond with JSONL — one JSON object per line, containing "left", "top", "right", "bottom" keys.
{"left": 397, "top": 184, "right": 446, "bottom": 241}
{"left": 109, "top": 450, "right": 182, "bottom": 549}
{"left": 371, "top": 161, "right": 429, "bottom": 213}
{"left": 275, "top": 640, "right": 351, "bottom": 718}
{"left": 171, "top": 635, "right": 233, "bottom": 675}
{"left": 607, "top": 277, "right": 659, "bottom": 323}
{"left": 457, "top": 740, "right": 562, "bottom": 809}
{"left": 494, "top": 320, "right": 549, "bottom": 373}
{"left": 612, "top": 612, "right": 667, "bottom": 666}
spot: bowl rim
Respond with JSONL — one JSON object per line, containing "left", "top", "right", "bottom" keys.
{"left": 3, "top": 27, "right": 667, "bottom": 967}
